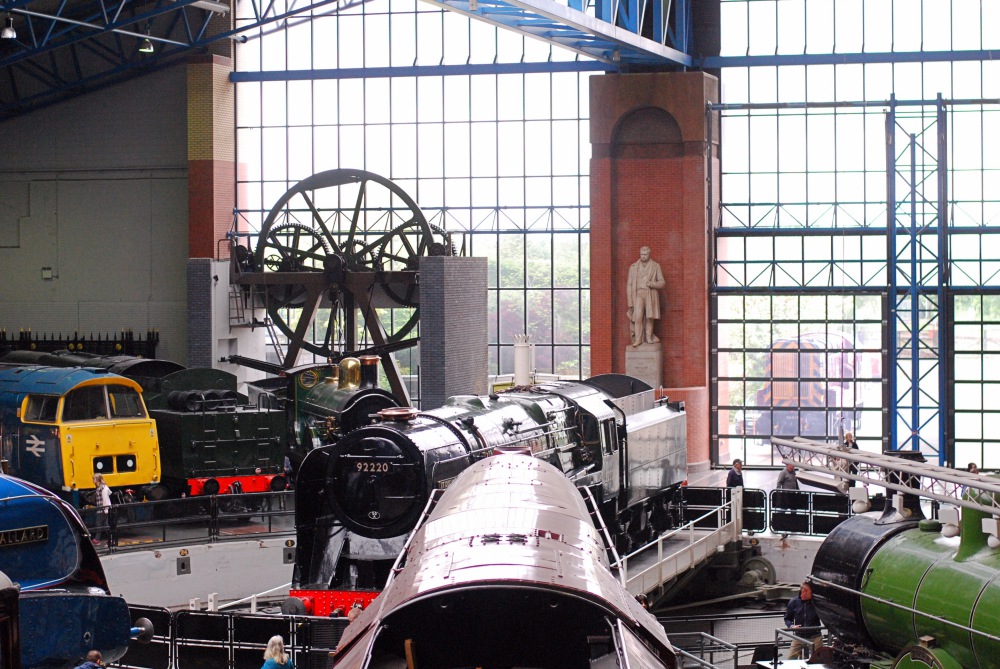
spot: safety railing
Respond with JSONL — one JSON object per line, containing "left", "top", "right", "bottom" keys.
{"left": 111, "top": 604, "right": 349, "bottom": 669}
{"left": 78, "top": 491, "right": 295, "bottom": 552}
{"left": 617, "top": 488, "right": 743, "bottom": 596}
{"left": 766, "top": 626, "right": 826, "bottom": 667}
{"left": 769, "top": 489, "right": 851, "bottom": 536}
{"left": 670, "top": 632, "right": 739, "bottom": 669}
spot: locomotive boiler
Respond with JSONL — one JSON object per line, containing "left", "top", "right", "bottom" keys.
{"left": 773, "top": 438, "right": 1000, "bottom": 669}
{"left": 0, "top": 473, "right": 153, "bottom": 668}
{"left": 282, "top": 355, "right": 400, "bottom": 467}
{"left": 811, "top": 497, "right": 1000, "bottom": 669}
{"left": 290, "top": 374, "right": 686, "bottom": 616}
{"left": 330, "top": 453, "right": 678, "bottom": 669}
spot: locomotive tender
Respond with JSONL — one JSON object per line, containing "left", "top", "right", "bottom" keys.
{"left": 330, "top": 453, "right": 678, "bottom": 668}
{"left": 291, "top": 374, "right": 686, "bottom": 616}
{"left": 0, "top": 473, "right": 152, "bottom": 668}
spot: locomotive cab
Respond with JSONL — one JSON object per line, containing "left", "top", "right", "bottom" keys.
{"left": 0, "top": 366, "right": 161, "bottom": 502}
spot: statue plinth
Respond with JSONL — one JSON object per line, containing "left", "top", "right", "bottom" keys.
{"left": 625, "top": 343, "right": 662, "bottom": 389}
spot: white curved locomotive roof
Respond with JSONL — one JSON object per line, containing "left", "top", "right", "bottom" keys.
{"left": 332, "top": 454, "right": 677, "bottom": 668}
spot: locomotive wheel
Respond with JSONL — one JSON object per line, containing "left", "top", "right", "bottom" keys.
{"left": 258, "top": 223, "right": 330, "bottom": 309}
{"left": 252, "top": 169, "right": 450, "bottom": 351}
{"left": 376, "top": 221, "right": 450, "bottom": 308}
{"left": 253, "top": 169, "right": 446, "bottom": 273}
{"left": 739, "top": 556, "right": 777, "bottom": 585}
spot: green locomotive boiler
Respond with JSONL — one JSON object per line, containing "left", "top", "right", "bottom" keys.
{"left": 812, "top": 488, "right": 1000, "bottom": 669}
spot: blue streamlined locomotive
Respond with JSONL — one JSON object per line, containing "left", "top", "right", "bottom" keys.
{"left": 0, "top": 473, "right": 152, "bottom": 668}
{"left": 330, "top": 453, "right": 678, "bottom": 668}
{"left": 289, "top": 374, "right": 686, "bottom": 616}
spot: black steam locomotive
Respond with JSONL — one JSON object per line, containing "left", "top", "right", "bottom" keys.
{"left": 288, "top": 373, "right": 687, "bottom": 616}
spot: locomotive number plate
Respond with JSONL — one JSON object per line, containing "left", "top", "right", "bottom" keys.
{"left": 356, "top": 462, "right": 392, "bottom": 473}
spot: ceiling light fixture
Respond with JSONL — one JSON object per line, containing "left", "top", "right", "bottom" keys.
{"left": 1, "top": 16, "right": 16, "bottom": 39}
{"left": 139, "top": 25, "right": 154, "bottom": 53}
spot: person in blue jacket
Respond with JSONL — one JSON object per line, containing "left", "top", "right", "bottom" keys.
{"left": 262, "top": 635, "right": 294, "bottom": 669}
{"left": 726, "top": 459, "right": 744, "bottom": 487}
{"left": 784, "top": 582, "right": 822, "bottom": 659}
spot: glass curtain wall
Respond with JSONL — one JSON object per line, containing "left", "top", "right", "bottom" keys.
{"left": 234, "top": 0, "right": 592, "bottom": 402}
{"left": 715, "top": 0, "right": 1000, "bottom": 466}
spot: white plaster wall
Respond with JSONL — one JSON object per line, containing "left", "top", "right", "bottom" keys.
{"left": 0, "top": 66, "right": 190, "bottom": 363}
{"left": 210, "top": 259, "right": 269, "bottom": 390}
{"left": 102, "top": 538, "right": 294, "bottom": 609}
{"left": 757, "top": 534, "right": 821, "bottom": 585}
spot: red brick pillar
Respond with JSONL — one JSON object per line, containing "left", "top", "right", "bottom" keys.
{"left": 187, "top": 54, "right": 235, "bottom": 259}
{"left": 589, "top": 72, "right": 719, "bottom": 472}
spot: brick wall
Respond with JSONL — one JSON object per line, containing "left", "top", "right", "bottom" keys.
{"left": 419, "top": 256, "right": 489, "bottom": 409}
{"left": 188, "top": 54, "right": 235, "bottom": 260}
{"left": 187, "top": 258, "right": 214, "bottom": 367}
{"left": 589, "top": 72, "right": 720, "bottom": 471}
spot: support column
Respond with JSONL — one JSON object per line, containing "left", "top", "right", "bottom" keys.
{"left": 589, "top": 72, "right": 720, "bottom": 472}
{"left": 419, "top": 256, "right": 490, "bottom": 410}
{"left": 187, "top": 53, "right": 235, "bottom": 260}
{"left": 184, "top": 53, "right": 263, "bottom": 375}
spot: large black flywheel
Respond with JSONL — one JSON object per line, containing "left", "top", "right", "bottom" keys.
{"left": 252, "top": 169, "right": 450, "bottom": 357}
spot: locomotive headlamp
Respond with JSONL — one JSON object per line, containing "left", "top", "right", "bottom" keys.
{"left": 939, "top": 506, "right": 960, "bottom": 538}
{"left": 849, "top": 486, "right": 871, "bottom": 514}
{"left": 981, "top": 517, "right": 1000, "bottom": 549}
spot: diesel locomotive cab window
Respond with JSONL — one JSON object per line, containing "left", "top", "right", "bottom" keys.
{"left": 63, "top": 386, "right": 109, "bottom": 421}
{"left": 24, "top": 395, "right": 58, "bottom": 422}
{"left": 108, "top": 385, "right": 146, "bottom": 418}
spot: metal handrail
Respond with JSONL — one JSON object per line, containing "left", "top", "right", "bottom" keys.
{"left": 81, "top": 490, "right": 295, "bottom": 552}
{"left": 616, "top": 488, "right": 743, "bottom": 591}
{"left": 216, "top": 581, "right": 292, "bottom": 611}
{"left": 671, "top": 631, "right": 738, "bottom": 669}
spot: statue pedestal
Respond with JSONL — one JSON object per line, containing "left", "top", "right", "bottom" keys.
{"left": 625, "top": 343, "right": 662, "bottom": 389}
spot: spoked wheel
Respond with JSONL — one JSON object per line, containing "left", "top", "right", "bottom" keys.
{"left": 252, "top": 169, "right": 451, "bottom": 352}
{"left": 259, "top": 223, "right": 330, "bottom": 307}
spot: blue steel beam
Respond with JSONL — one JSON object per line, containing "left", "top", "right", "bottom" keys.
{"left": 419, "top": 0, "right": 691, "bottom": 66}
{"left": 700, "top": 50, "right": 1000, "bottom": 68}
{"left": 0, "top": 0, "right": 350, "bottom": 118}
{"left": 885, "top": 95, "right": 948, "bottom": 463}
{"left": 230, "top": 60, "right": 613, "bottom": 82}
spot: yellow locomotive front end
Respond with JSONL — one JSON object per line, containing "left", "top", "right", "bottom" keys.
{"left": 56, "top": 379, "right": 161, "bottom": 495}
{"left": 3, "top": 367, "right": 162, "bottom": 500}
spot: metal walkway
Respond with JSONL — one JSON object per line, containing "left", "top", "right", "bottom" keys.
{"left": 617, "top": 489, "right": 744, "bottom": 600}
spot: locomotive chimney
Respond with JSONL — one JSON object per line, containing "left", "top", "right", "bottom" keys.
{"left": 359, "top": 355, "right": 380, "bottom": 389}
{"left": 338, "top": 357, "right": 361, "bottom": 390}
{"left": 513, "top": 334, "right": 534, "bottom": 386}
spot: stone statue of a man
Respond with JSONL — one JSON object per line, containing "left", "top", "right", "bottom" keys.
{"left": 626, "top": 246, "right": 665, "bottom": 347}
